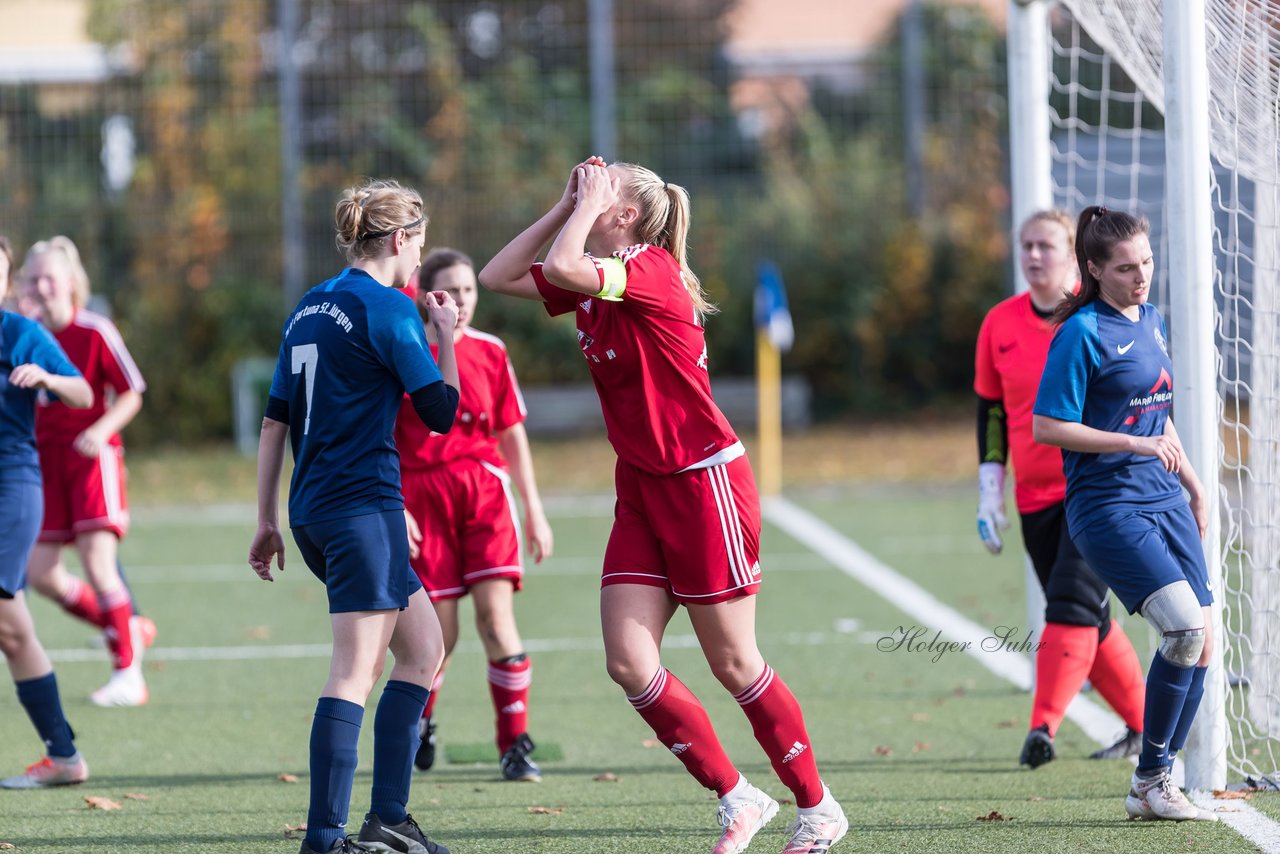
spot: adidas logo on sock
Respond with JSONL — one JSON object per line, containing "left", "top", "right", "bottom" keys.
{"left": 670, "top": 742, "right": 692, "bottom": 755}
{"left": 501, "top": 701, "right": 526, "bottom": 714}
{"left": 782, "top": 741, "right": 808, "bottom": 763}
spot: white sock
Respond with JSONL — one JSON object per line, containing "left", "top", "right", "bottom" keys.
{"left": 797, "top": 784, "right": 832, "bottom": 815}
{"left": 719, "top": 773, "right": 748, "bottom": 803}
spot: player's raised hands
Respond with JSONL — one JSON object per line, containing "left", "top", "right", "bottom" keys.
{"left": 559, "top": 156, "right": 607, "bottom": 210}
{"left": 421, "top": 289, "right": 460, "bottom": 333}
{"left": 574, "top": 162, "right": 619, "bottom": 215}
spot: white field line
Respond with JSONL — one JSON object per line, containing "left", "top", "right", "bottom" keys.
{"left": 110, "top": 553, "right": 831, "bottom": 584}
{"left": 762, "top": 496, "right": 1280, "bottom": 853}
{"left": 47, "top": 628, "right": 885, "bottom": 664}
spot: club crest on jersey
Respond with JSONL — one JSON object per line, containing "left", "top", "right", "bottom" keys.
{"left": 577, "top": 329, "right": 594, "bottom": 351}
{"left": 1154, "top": 325, "right": 1167, "bottom": 354}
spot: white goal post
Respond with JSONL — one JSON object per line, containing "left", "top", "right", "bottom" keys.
{"left": 1007, "top": 0, "right": 1280, "bottom": 792}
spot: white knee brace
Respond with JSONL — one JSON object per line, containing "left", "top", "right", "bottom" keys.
{"left": 1141, "top": 581, "right": 1205, "bottom": 667}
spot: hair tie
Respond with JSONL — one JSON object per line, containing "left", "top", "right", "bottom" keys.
{"left": 1097, "top": 206, "right": 1108, "bottom": 216}
{"left": 662, "top": 181, "right": 669, "bottom": 191}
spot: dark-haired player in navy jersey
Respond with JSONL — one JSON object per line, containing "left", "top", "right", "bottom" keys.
{"left": 0, "top": 234, "right": 96, "bottom": 790}
{"left": 1034, "top": 206, "right": 1216, "bottom": 823}
{"left": 249, "top": 179, "right": 458, "bottom": 854}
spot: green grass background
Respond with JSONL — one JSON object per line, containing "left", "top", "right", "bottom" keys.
{"left": 1, "top": 473, "right": 1274, "bottom": 852}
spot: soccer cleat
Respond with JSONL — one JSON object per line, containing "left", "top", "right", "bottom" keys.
{"left": 712, "top": 779, "right": 779, "bottom": 854}
{"left": 1090, "top": 727, "right": 1142, "bottom": 760}
{"left": 499, "top": 733, "right": 541, "bottom": 782}
{"left": 414, "top": 718, "right": 437, "bottom": 772}
{"left": 89, "top": 666, "right": 148, "bottom": 707}
{"left": 298, "top": 837, "right": 364, "bottom": 854}
{"left": 1125, "top": 768, "right": 1216, "bottom": 821}
{"left": 357, "top": 812, "right": 451, "bottom": 854}
{"left": 778, "top": 786, "right": 848, "bottom": 854}
{"left": 0, "top": 754, "right": 89, "bottom": 789}
{"left": 1019, "top": 724, "right": 1055, "bottom": 769}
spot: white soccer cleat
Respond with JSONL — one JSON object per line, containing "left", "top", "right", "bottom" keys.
{"left": 712, "top": 777, "right": 780, "bottom": 854}
{"left": 0, "top": 754, "right": 89, "bottom": 789}
{"left": 90, "top": 666, "right": 148, "bottom": 707}
{"left": 778, "top": 785, "right": 848, "bottom": 854}
{"left": 1125, "top": 769, "right": 1216, "bottom": 821}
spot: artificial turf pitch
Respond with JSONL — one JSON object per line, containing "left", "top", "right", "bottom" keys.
{"left": 1, "top": 487, "right": 1271, "bottom": 852}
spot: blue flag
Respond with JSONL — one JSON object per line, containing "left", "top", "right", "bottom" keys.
{"left": 754, "top": 260, "right": 794, "bottom": 352}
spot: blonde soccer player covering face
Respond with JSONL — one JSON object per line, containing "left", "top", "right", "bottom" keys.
{"left": 480, "top": 157, "right": 848, "bottom": 854}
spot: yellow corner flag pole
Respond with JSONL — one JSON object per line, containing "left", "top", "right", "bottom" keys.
{"left": 756, "top": 328, "right": 783, "bottom": 497}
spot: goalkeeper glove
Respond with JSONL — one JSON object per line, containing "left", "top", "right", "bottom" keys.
{"left": 977, "top": 461, "right": 1010, "bottom": 555}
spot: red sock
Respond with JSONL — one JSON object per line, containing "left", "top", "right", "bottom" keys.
{"left": 1088, "top": 620, "right": 1146, "bottom": 732}
{"left": 422, "top": 671, "right": 444, "bottom": 720}
{"left": 1031, "top": 622, "right": 1098, "bottom": 736}
{"left": 60, "top": 577, "right": 105, "bottom": 627}
{"left": 628, "top": 668, "right": 738, "bottom": 796}
{"left": 100, "top": 589, "right": 135, "bottom": 670}
{"left": 734, "top": 665, "right": 824, "bottom": 809}
{"left": 488, "top": 657, "right": 531, "bottom": 754}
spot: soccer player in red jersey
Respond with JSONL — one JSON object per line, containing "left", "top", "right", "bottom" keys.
{"left": 393, "top": 248, "right": 553, "bottom": 783}
{"left": 480, "top": 158, "right": 848, "bottom": 854}
{"left": 18, "top": 237, "right": 149, "bottom": 707}
{"left": 974, "top": 210, "right": 1146, "bottom": 767}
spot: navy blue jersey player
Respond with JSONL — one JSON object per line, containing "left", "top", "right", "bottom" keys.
{"left": 0, "top": 233, "right": 97, "bottom": 792}
{"left": 249, "top": 180, "right": 459, "bottom": 854}
{"left": 1034, "top": 206, "right": 1215, "bottom": 823}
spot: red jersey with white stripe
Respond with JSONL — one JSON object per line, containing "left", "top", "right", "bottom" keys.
{"left": 532, "top": 244, "right": 738, "bottom": 475}
{"left": 974, "top": 291, "right": 1065, "bottom": 513}
{"left": 36, "top": 308, "right": 146, "bottom": 449}
{"left": 394, "top": 327, "right": 526, "bottom": 470}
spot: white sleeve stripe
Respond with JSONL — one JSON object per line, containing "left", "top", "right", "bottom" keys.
{"left": 77, "top": 313, "right": 146, "bottom": 392}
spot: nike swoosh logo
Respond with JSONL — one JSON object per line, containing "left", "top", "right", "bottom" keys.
{"left": 1118, "top": 341, "right": 1135, "bottom": 355}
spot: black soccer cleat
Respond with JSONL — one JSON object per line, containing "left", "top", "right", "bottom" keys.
{"left": 1090, "top": 727, "right": 1142, "bottom": 760}
{"left": 298, "top": 837, "right": 363, "bottom": 854}
{"left": 1019, "top": 723, "right": 1055, "bottom": 769}
{"left": 357, "top": 812, "right": 450, "bottom": 854}
{"left": 414, "top": 717, "right": 437, "bottom": 772}
{"left": 500, "top": 733, "right": 542, "bottom": 782}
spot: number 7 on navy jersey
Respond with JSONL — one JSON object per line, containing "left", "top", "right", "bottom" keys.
{"left": 291, "top": 343, "right": 318, "bottom": 434}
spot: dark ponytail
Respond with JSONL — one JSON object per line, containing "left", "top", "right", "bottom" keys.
{"left": 1053, "top": 205, "right": 1150, "bottom": 324}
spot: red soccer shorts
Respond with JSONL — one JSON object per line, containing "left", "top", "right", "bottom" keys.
{"left": 603, "top": 454, "right": 762, "bottom": 604}
{"left": 38, "top": 444, "right": 130, "bottom": 543}
{"left": 402, "top": 458, "right": 523, "bottom": 602}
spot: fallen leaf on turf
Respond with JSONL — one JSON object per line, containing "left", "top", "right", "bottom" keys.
{"left": 976, "top": 811, "right": 1011, "bottom": 822}
{"left": 910, "top": 713, "right": 930, "bottom": 722}
{"left": 1212, "top": 789, "right": 1252, "bottom": 799}
{"left": 912, "top": 741, "right": 930, "bottom": 753}
{"left": 778, "top": 798, "right": 794, "bottom": 806}
{"left": 283, "top": 823, "right": 307, "bottom": 839}
{"left": 244, "top": 625, "right": 272, "bottom": 640}
{"left": 995, "top": 719, "right": 1019, "bottom": 729}
{"left": 1026, "top": 796, "right": 1044, "bottom": 802}
{"left": 0, "top": 842, "right": 15, "bottom": 849}
{"left": 146, "top": 661, "right": 167, "bottom": 672}
{"left": 278, "top": 773, "right": 299, "bottom": 783}
{"left": 85, "top": 796, "right": 122, "bottom": 811}
{"left": 872, "top": 745, "right": 893, "bottom": 756}
{"left": 527, "top": 806, "right": 563, "bottom": 815}
{"left": 123, "top": 793, "right": 150, "bottom": 801}
{"left": 641, "top": 738, "right": 661, "bottom": 749}
{"left": 593, "top": 772, "right": 618, "bottom": 782}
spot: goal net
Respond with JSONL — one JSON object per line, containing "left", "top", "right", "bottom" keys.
{"left": 1046, "top": 0, "right": 1280, "bottom": 787}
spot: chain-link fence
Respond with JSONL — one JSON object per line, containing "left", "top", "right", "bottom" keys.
{"left": 0, "top": 0, "right": 1009, "bottom": 444}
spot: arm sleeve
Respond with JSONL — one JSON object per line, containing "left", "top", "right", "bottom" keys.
{"left": 264, "top": 395, "right": 290, "bottom": 424}
{"left": 409, "top": 381, "right": 459, "bottom": 434}
{"left": 1034, "top": 316, "right": 1098, "bottom": 423}
{"left": 977, "top": 395, "right": 1008, "bottom": 465}
{"left": 369, "top": 293, "right": 443, "bottom": 393}
{"left": 23, "top": 321, "right": 80, "bottom": 379}
{"left": 531, "top": 263, "right": 584, "bottom": 317}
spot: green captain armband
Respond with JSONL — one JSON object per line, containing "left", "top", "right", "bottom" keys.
{"left": 594, "top": 257, "right": 627, "bottom": 301}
